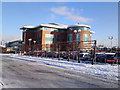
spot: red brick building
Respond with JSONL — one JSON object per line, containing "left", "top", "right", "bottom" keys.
{"left": 20, "top": 23, "right": 94, "bottom": 52}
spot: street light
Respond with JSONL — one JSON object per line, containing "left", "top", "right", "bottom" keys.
{"left": 108, "top": 36, "right": 113, "bottom": 52}
{"left": 73, "top": 30, "right": 81, "bottom": 63}
{"left": 33, "top": 40, "right": 36, "bottom": 52}
{"left": 22, "top": 42, "right": 25, "bottom": 54}
{"left": 28, "top": 38, "right": 32, "bottom": 52}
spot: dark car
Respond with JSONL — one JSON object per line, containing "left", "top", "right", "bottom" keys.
{"left": 34, "top": 52, "right": 43, "bottom": 56}
{"left": 96, "top": 53, "right": 115, "bottom": 63}
{"left": 105, "top": 55, "right": 116, "bottom": 63}
{"left": 96, "top": 54, "right": 105, "bottom": 62}
{"left": 62, "top": 53, "right": 69, "bottom": 59}
{"left": 24, "top": 52, "right": 34, "bottom": 56}
{"left": 114, "top": 53, "right": 120, "bottom": 64}
{"left": 6, "top": 51, "right": 16, "bottom": 54}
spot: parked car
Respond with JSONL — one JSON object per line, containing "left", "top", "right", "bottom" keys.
{"left": 70, "top": 52, "right": 89, "bottom": 60}
{"left": 62, "top": 52, "right": 70, "bottom": 59}
{"left": 81, "top": 54, "right": 93, "bottom": 61}
{"left": 24, "top": 52, "right": 34, "bottom": 56}
{"left": 6, "top": 51, "right": 16, "bottom": 54}
{"left": 105, "top": 55, "right": 116, "bottom": 63}
{"left": 79, "top": 53, "right": 89, "bottom": 60}
{"left": 47, "top": 52, "right": 53, "bottom": 57}
{"left": 96, "top": 53, "right": 115, "bottom": 63}
{"left": 114, "top": 53, "right": 120, "bottom": 64}
{"left": 104, "top": 53, "right": 116, "bottom": 63}
{"left": 34, "top": 51, "right": 43, "bottom": 56}
{"left": 70, "top": 52, "right": 77, "bottom": 59}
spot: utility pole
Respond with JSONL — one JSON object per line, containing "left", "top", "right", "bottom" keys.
{"left": 92, "top": 40, "right": 97, "bottom": 65}
{"left": 28, "top": 38, "right": 32, "bottom": 56}
{"left": 108, "top": 36, "right": 113, "bottom": 52}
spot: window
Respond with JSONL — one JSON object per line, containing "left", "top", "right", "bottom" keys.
{"left": 84, "top": 27, "right": 89, "bottom": 30}
{"left": 41, "top": 27, "right": 58, "bottom": 31}
{"left": 45, "top": 34, "right": 54, "bottom": 44}
{"left": 67, "top": 34, "right": 73, "bottom": 41}
{"left": 83, "top": 34, "right": 89, "bottom": 45}
{"left": 56, "top": 34, "right": 60, "bottom": 42}
{"left": 76, "top": 33, "right": 80, "bottom": 41}
{"left": 36, "top": 34, "right": 41, "bottom": 44}
{"left": 24, "top": 33, "right": 26, "bottom": 44}
{"left": 44, "top": 48, "right": 51, "bottom": 51}
{"left": 69, "top": 27, "right": 89, "bottom": 31}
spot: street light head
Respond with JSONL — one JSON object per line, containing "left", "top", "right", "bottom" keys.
{"left": 108, "top": 36, "right": 113, "bottom": 40}
{"left": 33, "top": 41, "right": 36, "bottom": 43}
{"left": 78, "top": 30, "right": 81, "bottom": 32}
{"left": 74, "top": 30, "right": 77, "bottom": 33}
{"left": 22, "top": 42, "right": 25, "bottom": 44}
{"left": 28, "top": 38, "right": 32, "bottom": 41}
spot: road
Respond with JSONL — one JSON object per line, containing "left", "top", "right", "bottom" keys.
{"left": 1, "top": 55, "right": 118, "bottom": 88}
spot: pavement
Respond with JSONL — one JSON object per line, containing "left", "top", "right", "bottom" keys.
{"left": 1, "top": 55, "right": 119, "bottom": 88}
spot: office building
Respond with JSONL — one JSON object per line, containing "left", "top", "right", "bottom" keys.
{"left": 20, "top": 23, "right": 94, "bottom": 52}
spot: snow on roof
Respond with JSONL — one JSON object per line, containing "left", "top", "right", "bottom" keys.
{"left": 20, "top": 23, "right": 92, "bottom": 30}
{"left": 20, "top": 25, "right": 35, "bottom": 29}
{"left": 90, "top": 31, "right": 95, "bottom": 33}
{"left": 0, "top": 45, "right": 6, "bottom": 48}
{"left": 23, "top": 25, "right": 35, "bottom": 28}
{"left": 68, "top": 24, "right": 91, "bottom": 29}
{"left": 38, "top": 23, "right": 68, "bottom": 29}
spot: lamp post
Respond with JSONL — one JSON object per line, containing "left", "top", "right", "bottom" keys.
{"left": 74, "top": 30, "right": 81, "bottom": 63}
{"left": 33, "top": 40, "right": 36, "bottom": 52}
{"left": 28, "top": 38, "right": 32, "bottom": 54}
{"left": 22, "top": 42, "right": 25, "bottom": 55}
{"left": 91, "top": 40, "right": 97, "bottom": 65}
{"left": 108, "top": 36, "right": 113, "bottom": 52}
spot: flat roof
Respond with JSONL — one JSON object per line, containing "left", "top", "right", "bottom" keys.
{"left": 20, "top": 25, "right": 35, "bottom": 30}
{"left": 20, "top": 23, "right": 68, "bottom": 30}
{"left": 35, "top": 23, "right": 68, "bottom": 29}
{"left": 20, "top": 23, "right": 91, "bottom": 30}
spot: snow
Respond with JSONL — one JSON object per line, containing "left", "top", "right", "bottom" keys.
{"left": 3, "top": 54, "right": 119, "bottom": 80}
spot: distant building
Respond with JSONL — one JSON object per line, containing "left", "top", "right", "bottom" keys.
{"left": 0, "top": 45, "right": 6, "bottom": 53}
{"left": 20, "top": 23, "right": 94, "bottom": 52}
{"left": 6, "top": 40, "right": 22, "bottom": 53}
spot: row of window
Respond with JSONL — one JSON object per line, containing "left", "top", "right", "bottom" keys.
{"left": 69, "top": 27, "right": 89, "bottom": 31}
{"left": 41, "top": 27, "right": 58, "bottom": 31}
{"left": 45, "top": 33, "right": 89, "bottom": 45}
{"left": 67, "top": 33, "right": 89, "bottom": 44}
{"left": 45, "top": 34, "right": 54, "bottom": 44}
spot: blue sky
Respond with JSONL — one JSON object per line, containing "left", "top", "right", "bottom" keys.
{"left": 2, "top": 2, "right": 118, "bottom": 47}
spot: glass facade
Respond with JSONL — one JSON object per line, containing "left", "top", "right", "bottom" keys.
{"left": 44, "top": 48, "right": 51, "bottom": 51}
{"left": 45, "top": 34, "right": 54, "bottom": 44}
{"left": 41, "top": 27, "right": 58, "bottom": 31}
{"left": 69, "top": 27, "right": 89, "bottom": 31}
{"left": 83, "top": 34, "right": 89, "bottom": 45}
{"left": 76, "top": 33, "right": 80, "bottom": 41}
{"left": 56, "top": 34, "right": 60, "bottom": 42}
{"left": 67, "top": 34, "right": 73, "bottom": 41}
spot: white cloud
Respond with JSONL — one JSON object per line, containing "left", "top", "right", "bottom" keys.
{"left": 51, "top": 6, "right": 92, "bottom": 23}
{"left": 51, "top": 6, "right": 71, "bottom": 15}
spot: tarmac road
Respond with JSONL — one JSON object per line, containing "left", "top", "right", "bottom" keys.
{"left": 1, "top": 55, "right": 118, "bottom": 88}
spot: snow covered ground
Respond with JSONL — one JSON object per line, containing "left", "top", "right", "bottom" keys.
{"left": 3, "top": 54, "right": 119, "bottom": 80}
